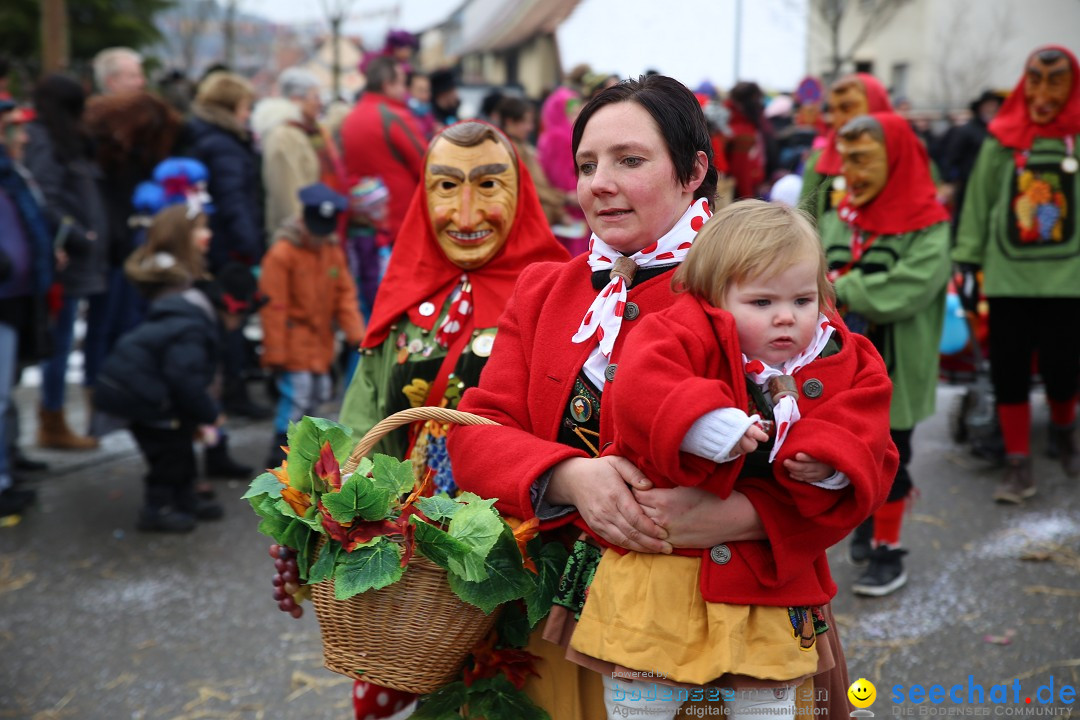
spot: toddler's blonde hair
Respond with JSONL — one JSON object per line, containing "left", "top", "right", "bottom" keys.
{"left": 673, "top": 199, "right": 835, "bottom": 312}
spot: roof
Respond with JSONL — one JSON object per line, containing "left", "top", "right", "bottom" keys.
{"left": 453, "top": 0, "right": 582, "bottom": 54}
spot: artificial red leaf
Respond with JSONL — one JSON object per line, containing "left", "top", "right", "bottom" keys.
{"left": 511, "top": 517, "right": 540, "bottom": 574}
{"left": 463, "top": 634, "right": 541, "bottom": 690}
{"left": 314, "top": 441, "right": 342, "bottom": 489}
{"left": 403, "top": 468, "right": 434, "bottom": 509}
{"left": 281, "top": 486, "right": 311, "bottom": 516}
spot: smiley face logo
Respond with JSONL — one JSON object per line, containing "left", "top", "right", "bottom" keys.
{"left": 848, "top": 678, "right": 877, "bottom": 708}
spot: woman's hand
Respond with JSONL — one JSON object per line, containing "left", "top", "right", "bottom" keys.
{"left": 547, "top": 456, "right": 672, "bottom": 554}
{"left": 782, "top": 452, "right": 835, "bottom": 483}
{"left": 632, "top": 486, "right": 765, "bottom": 548}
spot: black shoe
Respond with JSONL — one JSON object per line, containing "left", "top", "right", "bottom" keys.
{"left": 849, "top": 517, "right": 874, "bottom": 566}
{"left": 204, "top": 442, "right": 254, "bottom": 478}
{"left": 137, "top": 505, "right": 196, "bottom": 533}
{"left": 11, "top": 449, "right": 48, "bottom": 472}
{"left": 265, "top": 432, "right": 289, "bottom": 470}
{"left": 852, "top": 546, "right": 908, "bottom": 597}
{"left": 175, "top": 486, "right": 225, "bottom": 521}
{"left": 0, "top": 487, "right": 36, "bottom": 517}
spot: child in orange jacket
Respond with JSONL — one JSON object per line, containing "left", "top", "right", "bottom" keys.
{"left": 259, "top": 183, "right": 365, "bottom": 466}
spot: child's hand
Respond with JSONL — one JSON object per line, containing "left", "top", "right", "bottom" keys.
{"left": 783, "top": 453, "right": 836, "bottom": 483}
{"left": 732, "top": 424, "right": 770, "bottom": 456}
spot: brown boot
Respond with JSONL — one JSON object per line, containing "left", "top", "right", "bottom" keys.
{"left": 1050, "top": 424, "right": 1080, "bottom": 477}
{"left": 993, "top": 454, "right": 1035, "bottom": 504}
{"left": 37, "top": 407, "right": 99, "bottom": 450}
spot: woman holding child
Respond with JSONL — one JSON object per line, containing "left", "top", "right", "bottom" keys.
{"left": 448, "top": 75, "right": 896, "bottom": 720}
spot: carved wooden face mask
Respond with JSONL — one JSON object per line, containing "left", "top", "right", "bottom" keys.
{"left": 1025, "top": 53, "right": 1074, "bottom": 125}
{"left": 425, "top": 137, "right": 519, "bottom": 270}
{"left": 829, "top": 82, "right": 869, "bottom": 132}
{"left": 838, "top": 132, "right": 888, "bottom": 207}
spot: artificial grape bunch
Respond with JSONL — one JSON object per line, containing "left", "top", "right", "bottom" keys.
{"left": 269, "top": 543, "right": 310, "bottom": 618}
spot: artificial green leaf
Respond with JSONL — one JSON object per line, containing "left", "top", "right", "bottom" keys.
{"left": 248, "top": 493, "right": 280, "bottom": 522}
{"left": 306, "top": 539, "right": 337, "bottom": 584}
{"left": 468, "top": 675, "right": 550, "bottom": 720}
{"left": 448, "top": 529, "right": 534, "bottom": 613}
{"left": 372, "top": 453, "right": 415, "bottom": 496}
{"left": 280, "top": 520, "right": 312, "bottom": 559}
{"left": 413, "top": 681, "right": 468, "bottom": 719}
{"left": 415, "top": 494, "right": 462, "bottom": 522}
{"left": 523, "top": 540, "right": 568, "bottom": 628}
{"left": 413, "top": 518, "right": 471, "bottom": 570}
{"left": 242, "top": 472, "right": 283, "bottom": 499}
{"left": 334, "top": 540, "right": 403, "bottom": 600}
{"left": 256, "top": 512, "right": 292, "bottom": 544}
{"left": 350, "top": 456, "right": 374, "bottom": 480}
{"left": 285, "top": 418, "right": 321, "bottom": 494}
{"left": 495, "top": 601, "right": 532, "bottom": 649}
{"left": 455, "top": 491, "right": 498, "bottom": 512}
{"left": 307, "top": 416, "right": 355, "bottom": 462}
{"left": 322, "top": 475, "right": 392, "bottom": 524}
{"left": 445, "top": 501, "right": 503, "bottom": 582}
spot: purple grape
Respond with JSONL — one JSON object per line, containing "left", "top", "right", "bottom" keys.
{"left": 281, "top": 570, "right": 296, "bottom": 584}
{"left": 272, "top": 573, "right": 283, "bottom": 587}
{"left": 274, "top": 558, "right": 287, "bottom": 573}
{"left": 268, "top": 544, "right": 281, "bottom": 559}
{"left": 278, "top": 597, "right": 296, "bottom": 612}
{"left": 289, "top": 606, "right": 303, "bottom": 619}
{"left": 272, "top": 588, "right": 286, "bottom": 602}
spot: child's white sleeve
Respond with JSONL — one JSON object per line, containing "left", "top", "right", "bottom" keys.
{"left": 811, "top": 471, "right": 850, "bottom": 490}
{"left": 681, "top": 408, "right": 758, "bottom": 463}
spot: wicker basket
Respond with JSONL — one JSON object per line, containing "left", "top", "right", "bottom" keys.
{"left": 310, "top": 407, "right": 500, "bottom": 694}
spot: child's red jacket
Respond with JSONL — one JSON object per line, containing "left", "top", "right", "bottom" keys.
{"left": 610, "top": 292, "right": 898, "bottom": 605}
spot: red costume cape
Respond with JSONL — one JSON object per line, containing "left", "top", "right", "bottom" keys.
{"left": 814, "top": 73, "right": 894, "bottom": 176}
{"left": 989, "top": 45, "right": 1080, "bottom": 151}
{"left": 363, "top": 122, "right": 569, "bottom": 348}
{"left": 837, "top": 112, "right": 950, "bottom": 235}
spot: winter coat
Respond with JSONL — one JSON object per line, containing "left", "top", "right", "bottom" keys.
{"left": 94, "top": 288, "right": 221, "bottom": 425}
{"left": 184, "top": 104, "right": 264, "bottom": 269}
{"left": 339, "top": 92, "right": 426, "bottom": 244}
{"left": 23, "top": 122, "right": 110, "bottom": 296}
{"left": 953, "top": 135, "right": 1080, "bottom": 298}
{"left": 258, "top": 221, "right": 364, "bottom": 373}
{"left": 821, "top": 214, "right": 950, "bottom": 429}
{"left": 611, "top": 292, "right": 896, "bottom": 605}
{"left": 257, "top": 101, "right": 320, "bottom": 236}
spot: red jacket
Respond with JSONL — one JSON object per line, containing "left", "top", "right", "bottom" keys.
{"left": 449, "top": 260, "right": 898, "bottom": 607}
{"left": 611, "top": 293, "right": 897, "bottom": 606}
{"left": 340, "top": 92, "right": 426, "bottom": 244}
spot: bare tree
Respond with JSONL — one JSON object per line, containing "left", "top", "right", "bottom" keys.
{"left": 809, "top": 0, "right": 911, "bottom": 83}
{"left": 168, "top": 0, "right": 218, "bottom": 77}
{"left": 931, "top": 0, "right": 1013, "bottom": 109}
{"left": 319, "top": 0, "right": 358, "bottom": 100}
{"left": 223, "top": 0, "right": 243, "bottom": 68}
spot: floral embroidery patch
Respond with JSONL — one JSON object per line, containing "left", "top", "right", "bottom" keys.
{"left": 1013, "top": 169, "right": 1069, "bottom": 244}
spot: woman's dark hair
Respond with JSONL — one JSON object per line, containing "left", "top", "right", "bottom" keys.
{"left": 571, "top": 75, "right": 718, "bottom": 206}
{"left": 85, "top": 92, "right": 183, "bottom": 176}
{"left": 32, "top": 73, "right": 89, "bottom": 163}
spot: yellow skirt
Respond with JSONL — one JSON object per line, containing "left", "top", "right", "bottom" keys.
{"left": 570, "top": 549, "right": 820, "bottom": 686}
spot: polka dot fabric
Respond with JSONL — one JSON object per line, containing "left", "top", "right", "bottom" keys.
{"left": 352, "top": 680, "right": 416, "bottom": 719}
{"left": 434, "top": 275, "right": 474, "bottom": 349}
{"left": 572, "top": 198, "right": 711, "bottom": 384}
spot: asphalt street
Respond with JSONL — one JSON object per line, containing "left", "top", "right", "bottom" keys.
{"left": 1, "top": 381, "right": 1078, "bottom": 720}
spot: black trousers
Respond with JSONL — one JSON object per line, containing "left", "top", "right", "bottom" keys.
{"left": 988, "top": 297, "right": 1080, "bottom": 405}
{"left": 130, "top": 422, "right": 196, "bottom": 489}
{"left": 888, "top": 427, "right": 913, "bottom": 502}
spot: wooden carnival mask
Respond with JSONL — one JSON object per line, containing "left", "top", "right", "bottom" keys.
{"left": 425, "top": 133, "right": 519, "bottom": 270}
{"left": 828, "top": 78, "right": 869, "bottom": 132}
{"left": 838, "top": 126, "right": 888, "bottom": 207}
{"left": 1025, "top": 50, "right": 1074, "bottom": 125}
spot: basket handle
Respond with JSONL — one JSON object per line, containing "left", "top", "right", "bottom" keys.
{"left": 343, "top": 407, "right": 500, "bottom": 474}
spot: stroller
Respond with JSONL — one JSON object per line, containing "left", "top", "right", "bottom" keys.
{"left": 941, "top": 275, "right": 1006, "bottom": 464}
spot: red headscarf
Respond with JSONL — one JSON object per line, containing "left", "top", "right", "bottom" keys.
{"left": 363, "top": 122, "right": 570, "bottom": 348}
{"left": 837, "top": 113, "right": 950, "bottom": 235}
{"left": 989, "top": 45, "right": 1080, "bottom": 151}
{"left": 814, "top": 73, "right": 894, "bottom": 175}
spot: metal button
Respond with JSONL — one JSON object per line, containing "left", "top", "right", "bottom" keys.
{"left": 604, "top": 364, "right": 617, "bottom": 382}
{"left": 710, "top": 544, "right": 731, "bottom": 565}
{"left": 802, "top": 378, "right": 823, "bottom": 398}
{"left": 624, "top": 302, "right": 640, "bottom": 321}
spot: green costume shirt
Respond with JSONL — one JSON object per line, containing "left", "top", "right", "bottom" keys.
{"left": 798, "top": 149, "right": 840, "bottom": 222}
{"left": 953, "top": 135, "right": 1080, "bottom": 297}
{"left": 820, "top": 212, "right": 951, "bottom": 429}
{"left": 338, "top": 294, "right": 496, "bottom": 493}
